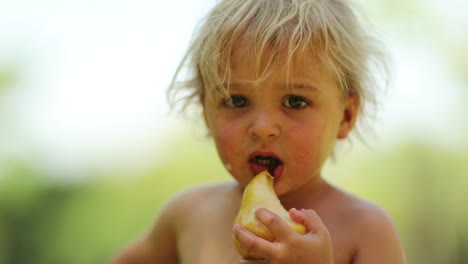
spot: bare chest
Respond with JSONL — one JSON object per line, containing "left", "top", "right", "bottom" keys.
{"left": 176, "top": 202, "right": 242, "bottom": 264}
{"left": 172, "top": 183, "right": 358, "bottom": 264}
{"left": 176, "top": 210, "right": 356, "bottom": 264}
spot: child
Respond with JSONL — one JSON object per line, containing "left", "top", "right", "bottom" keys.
{"left": 112, "top": 0, "right": 406, "bottom": 263}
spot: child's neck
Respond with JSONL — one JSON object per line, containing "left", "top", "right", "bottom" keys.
{"left": 279, "top": 176, "right": 331, "bottom": 210}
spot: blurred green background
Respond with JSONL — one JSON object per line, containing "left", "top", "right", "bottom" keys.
{"left": 1, "top": 0, "right": 467, "bottom": 263}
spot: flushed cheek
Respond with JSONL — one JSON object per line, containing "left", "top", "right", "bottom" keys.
{"left": 212, "top": 124, "right": 245, "bottom": 173}
{"left": 286, "top": 126, "right": 329, "bottom": 171}
{"left": 290, "top": 135, "right": 321, "bottom": 168}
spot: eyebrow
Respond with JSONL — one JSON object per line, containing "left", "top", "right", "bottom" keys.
{"left": 287, "top": 83, "right": 321, "bottom": 94}
{"left": 216, "top": 82, "right": 320, "bottom": 94}
{"left": 216, "top": 82, "right": 248, "bottom": 92}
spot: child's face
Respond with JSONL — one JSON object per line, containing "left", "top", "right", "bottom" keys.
{"left": 203, "top": 48, "right": 357, "bottom": 196}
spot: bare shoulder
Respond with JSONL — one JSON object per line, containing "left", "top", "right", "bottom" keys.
{"left": 166, "top": 180, "right": 241, "bottom": 216}
{"left": 333, "top": 190, "right": 407, "bottom": 264}
{"left": 158, "top": 180, "right": 243, "bottom": 236}
{"left": 110, "top": 181, "right": 240, "bottom": 264}
{"left": 173, "top": 181, "right": 239, "bottom": 204}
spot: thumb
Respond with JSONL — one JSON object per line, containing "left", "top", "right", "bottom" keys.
{"left": 289, "top": 208, "right": 328, "bottom": 237}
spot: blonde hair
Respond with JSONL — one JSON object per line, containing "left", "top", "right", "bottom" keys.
{"left": 168, "top": 0, "right": 389, "bottom": 138}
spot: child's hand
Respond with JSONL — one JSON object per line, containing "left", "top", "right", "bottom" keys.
{"left": 233, "top": 208, "right": 334, "bottom": 264}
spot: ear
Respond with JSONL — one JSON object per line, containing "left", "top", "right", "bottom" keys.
{"left": 337, "top": 93, "right": 359, "bottom": 139}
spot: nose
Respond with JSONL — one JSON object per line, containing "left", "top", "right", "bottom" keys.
{"left": 248, "top": 111, "right": 281, "bottom": 141}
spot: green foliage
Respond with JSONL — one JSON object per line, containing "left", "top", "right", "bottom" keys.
{"left": 350, "top": 142, "right": 467, "bottom": 264}
{"left": 0, "top": 135, "right": 230, "bottom": 264}
{"left": 0, "top": 160, "right": 49, "bottom": 264}
{"left": 0, "top": 66, "right": 17, "bottom": 93}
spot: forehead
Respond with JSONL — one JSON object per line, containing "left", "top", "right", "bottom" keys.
{"left": 228, "top": 39, "right": 334, "bottom": 87}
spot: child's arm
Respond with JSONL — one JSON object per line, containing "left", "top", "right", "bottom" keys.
{"left": 351, "top": 206, "right": 407, "bottom": 264}
{"left": 110, "top": 201, "right": 179, "bottom": 264}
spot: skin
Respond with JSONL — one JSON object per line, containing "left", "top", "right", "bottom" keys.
{"left": 110, "top": 49, "right": 407, "bottom": 264}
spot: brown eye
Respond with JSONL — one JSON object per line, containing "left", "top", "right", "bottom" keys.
{"left": 224, "top": 95, "right": 249, "bottom": 108}
{"left": 283, "top": 95, "right": 309, "bottom": 109}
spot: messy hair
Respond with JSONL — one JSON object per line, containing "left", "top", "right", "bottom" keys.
{"left": 167, "top": 0, "right": 389, "bottom": 139}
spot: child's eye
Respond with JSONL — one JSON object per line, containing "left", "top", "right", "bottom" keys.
{"left": 224, "top": 95, "right": 249, "bottom": 108}
{"left": 283, "top": 95, "right": 309, "bottom": 109}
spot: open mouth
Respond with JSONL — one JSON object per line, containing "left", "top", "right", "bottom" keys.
{"left": 250, "top": 155, "right": 283, "bottom": 178}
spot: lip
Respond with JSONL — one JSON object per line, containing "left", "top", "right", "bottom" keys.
{"left": 248, "top": 149, "right": 284, "bottom": 181}
{"left": 248, "top": 149, "right": 281, "bottom": 161}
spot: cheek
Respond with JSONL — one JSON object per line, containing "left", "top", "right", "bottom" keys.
{"left": 289, "top": 129, "right": 321, "bottom": 162}
{"left": 287, "top": 119, "right": 337, "bottom": 164}
{"left": 211, "top": 122, "right": 244, "bottom": 163}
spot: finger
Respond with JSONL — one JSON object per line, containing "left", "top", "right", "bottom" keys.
{"left": 233, "top": 224, "right": 275, "bottom": 260}
{"left": 289, "top": 208, "right": 330, "bottom": 239}
{"left": 240, "top": 259, "right": 269, "bottom": 263}
{"left": 255, "top": 208, "right": 293, "bottom": 240}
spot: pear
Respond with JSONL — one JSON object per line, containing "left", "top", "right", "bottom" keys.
{"left": 233, "top": 171, "right": 307, "bottom": 260}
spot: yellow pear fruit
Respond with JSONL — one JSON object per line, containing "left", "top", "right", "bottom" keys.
{"left": 233, "top": 171, "right": 307, "bottom": 260}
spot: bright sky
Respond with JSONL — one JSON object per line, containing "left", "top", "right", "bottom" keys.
{"left": 0, "top": 0, "right": 466, "bottom": 178}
